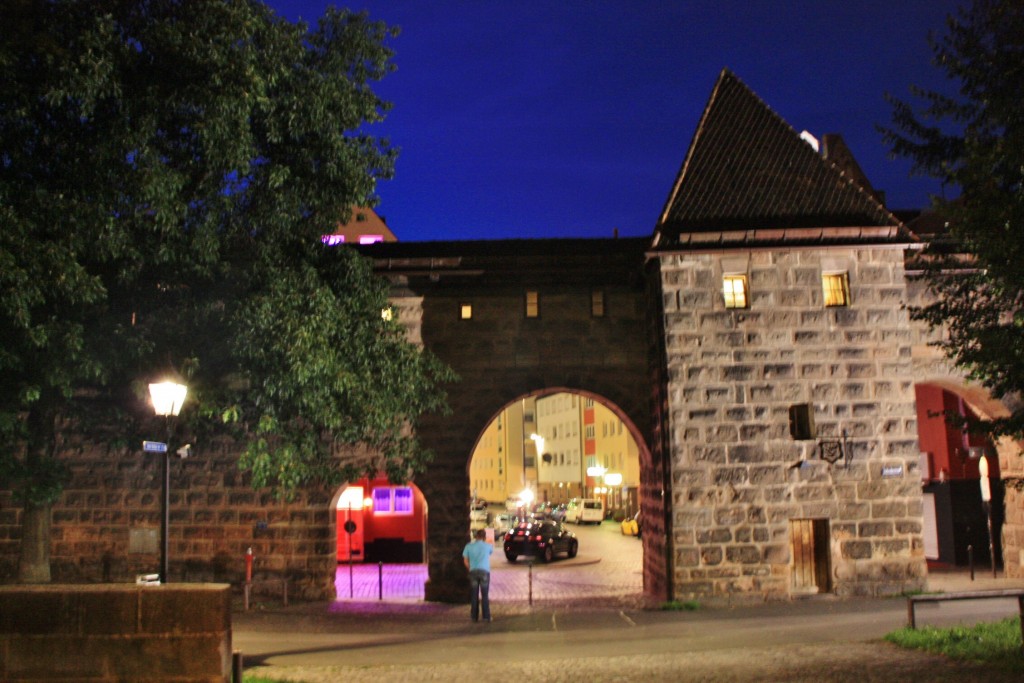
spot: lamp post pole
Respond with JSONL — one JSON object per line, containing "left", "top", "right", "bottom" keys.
{"left": 160, "top": 419, "right": 171, "bottom": 584}
{"left": 149, "top": 380, "right": 187, "bottom": 585}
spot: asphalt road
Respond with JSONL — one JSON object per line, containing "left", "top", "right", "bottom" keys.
{"left": 237, "top": 569, "right": 1024, "bottom": 681}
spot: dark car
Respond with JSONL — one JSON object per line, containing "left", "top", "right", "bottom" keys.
{"left": 503, "top": 519, "right": 578, "bottom": 563}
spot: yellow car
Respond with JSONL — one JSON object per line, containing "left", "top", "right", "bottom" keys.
{"left": 621, "top": 512, "right": 641, "bottom": 537}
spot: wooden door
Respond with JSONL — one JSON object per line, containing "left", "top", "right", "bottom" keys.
{"left": 790, "top": 518, "right": 830, "bottom": 593}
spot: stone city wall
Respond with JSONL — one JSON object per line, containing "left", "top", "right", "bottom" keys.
{"left": 658, "top": 246, "right": 927, "bottom": 599}
{"left": 0, "top": 435, "right": 338, "bottom": 600}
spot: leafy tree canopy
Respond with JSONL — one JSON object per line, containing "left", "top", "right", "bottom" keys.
{"left": 0, "top": 0, "right": 454, "bottom": 511}
{"left": 882, "top": 0, "right": 1024, "bottom": 437}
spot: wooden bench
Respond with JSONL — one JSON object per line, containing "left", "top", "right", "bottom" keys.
{"left": 906, "top": 589, "right": 1024, "bottom": 647}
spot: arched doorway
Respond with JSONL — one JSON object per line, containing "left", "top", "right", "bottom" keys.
{"left": 465, "top": 389, "right": 649, "bottom": 604}
{"left": 915, "top": 381, "right": 1008, "bottom": 571}
{"left": 331, "top": 479, "right": 429, "bottom": 565}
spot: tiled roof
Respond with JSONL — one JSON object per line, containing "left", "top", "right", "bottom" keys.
{"left": 653, "top": 69, "right": 908, "bottom": 250}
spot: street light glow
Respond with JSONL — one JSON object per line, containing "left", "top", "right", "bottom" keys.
{"left": 149, "top": 381, "right": 187, "bottom": 417}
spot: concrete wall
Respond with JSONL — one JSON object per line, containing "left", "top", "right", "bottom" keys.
{"left": 0, "top": 584, "right": 231, "bottom": 682}
{"left": 657, "top": 246, "right": 927, "bottom": 599}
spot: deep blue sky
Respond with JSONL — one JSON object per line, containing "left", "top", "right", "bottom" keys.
{"left": 269, "top": 1, "right": 964, "bottom": 242}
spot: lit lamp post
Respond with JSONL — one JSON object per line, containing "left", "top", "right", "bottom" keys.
{"left": 149, "top": 380, "right": 187, "bottom": 584}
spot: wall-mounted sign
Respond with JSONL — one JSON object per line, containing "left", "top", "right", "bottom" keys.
{"left": 881, "top": 465, "right": 903, "bottom": 479}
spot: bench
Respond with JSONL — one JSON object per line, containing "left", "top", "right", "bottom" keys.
{"left": 906, "top": 589, "right": 1024, "bottom": 647}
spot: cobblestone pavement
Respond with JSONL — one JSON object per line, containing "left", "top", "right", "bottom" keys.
{"left": 332, "top": 520, "right": 643, "bottom": 604}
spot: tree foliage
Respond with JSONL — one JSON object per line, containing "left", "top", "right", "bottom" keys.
{"left": 882, "top": 0, "right": 1024, "bottom": 436}
{"left": 0, "top": 0, "right": 454, "bottom": 578}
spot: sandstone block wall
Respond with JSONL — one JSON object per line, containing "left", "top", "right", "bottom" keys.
{"left": 0, "top": 584, "right": 231, "bottom": 682}
{"left": 0, "top": 437, "right": 338, "bottom": 601}
{"left": 657, "top": 247, "right": 927, "bottom": 598}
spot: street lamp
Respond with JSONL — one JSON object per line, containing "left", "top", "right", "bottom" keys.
{"left": 149, "top": 380, "right": 187, "bottom": 584}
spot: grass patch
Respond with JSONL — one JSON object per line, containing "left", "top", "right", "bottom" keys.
{"left": 659, "top": 599, "right": 700, "bottom": 611}
{"left": 885, "top": 616, "right": 1023, "bottom": 671}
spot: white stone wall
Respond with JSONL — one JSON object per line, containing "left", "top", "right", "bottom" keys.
{"left": 658, "top": 246, "right": 927, "bottom": 598}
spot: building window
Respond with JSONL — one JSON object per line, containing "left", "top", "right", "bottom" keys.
{"left": 525, "top": 290, "right": 540, "bottom": 318}
{"left": 460, "top": 303, "right": 473, "bottom": 320}
{"left": 373, "top": 486, "right": 414, "bottom": 515}
{"left": 722, "top": 274, "right": 748, "bottom": 309}
{"left": 591, "top": 290, "right": 605, "bottom": 317}
{"left": 822, "top": 272, "right": 850, "bottom": 307}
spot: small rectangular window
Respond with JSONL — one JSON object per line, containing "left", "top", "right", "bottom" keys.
{"left": 373, "top": 486, "right": 414, "bottom": 515}
{"left": 723, "top": 274, "right": 748, "bottom": 309}
{"left": 822, "top": 273, "right": 850, "bottom": 307}
{"left": 525, "top": 290, "right": 540, "bottom": 318}
{"left": 591, "top": 290, "right": 605, "bottom": 317}
{"left": 460, "top": 303, "right": 473, "bottom": 320}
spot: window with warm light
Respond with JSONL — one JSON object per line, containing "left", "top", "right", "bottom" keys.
{"left": 722, "top": 274, "right": 748, "bottom": 309}
{"left": 381, "top": 307, "right": 393, "bottom": 321}
{"left": 525, "top": 290, "right": 539, "bottom": 318}
{"left": 372, "top": 486, "right": 414, "bottom": 515}
{"left": 822, "top": 272, "right": 851, "bottom": 307}
{"left": 460, "top": 303, "right": 473, "bottom": 320}
{"left": 591, "top": 289, "right": 605, "bottom": 317}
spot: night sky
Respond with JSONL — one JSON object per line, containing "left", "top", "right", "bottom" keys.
{"left": 269, "top": 1, "right": 965, "bottom": 242}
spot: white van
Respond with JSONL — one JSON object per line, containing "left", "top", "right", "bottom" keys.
{"left": 567, "top": 498, "right": 605, "bottom": 524}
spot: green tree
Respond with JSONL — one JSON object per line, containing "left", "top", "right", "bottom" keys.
{"left": 0, "top": 0, "right": 453, "bottom": 582}
{"left": 882, "top": 0, "right": 1024, "bottom": 437}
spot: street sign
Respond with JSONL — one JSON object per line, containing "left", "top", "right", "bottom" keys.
{"left": 143, "top": 441, "right": 167, "bottom": 453}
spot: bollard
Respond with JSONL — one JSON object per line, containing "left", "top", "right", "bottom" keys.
{"left": 528, "top": 561, "right": 533, "bottom": 606}
{"left": 378, "top": 561, "right": 384, "bottom": 600}
{"left": 244, "top": 547, "right": 254, "bottom": 611}
{"left": 232, "top": 651, "right": 243, "bottom": 683}
{"left": 969, "top": 544, "right": 975, "bottom": 581}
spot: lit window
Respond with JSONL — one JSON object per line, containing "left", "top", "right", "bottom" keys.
{"left": 358, "top": 235, "right": 384, "bottom": 245}
{"left": 822, "top": 272, "right": 851, "bottom": 307}
{"left": 381, "top": 307, "right": 393, "bottom": 321}
{"left": 526, "top": 290, "right": 539, "bottom": 318}
{"left": 591, "top": 290, "right": 605, "bottom": 317}
{"left": 372, "top": 486, "right": 414, "bottom": 515}
{"left": 321, "top": 235, "right": 344, "bottom": 245}
{"left": 460, "top": 303, "right": 473, "bottom": 320}
{"left": 723, "top": 275, "right": 748, "bottom": 309}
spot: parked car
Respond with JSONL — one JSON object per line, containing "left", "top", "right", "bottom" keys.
{"left": 491, "top": 512, "right": 516, "bottom": 537}
{"left": 503, "top": 519, "right": 578, "bottom": 563}
{"left": 550, "top": 503, "right": 567, "bottom": 522}
{"left": 621, "top": 511, "right": 641, "bottom": 537}
{"left": 470, "top": 500, "right": 490, "bottom": 531}
{"left": 566, "top": 498, "right": 605, "bottom": 524}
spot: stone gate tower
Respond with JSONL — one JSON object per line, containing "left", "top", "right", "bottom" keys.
{"left": 649, "top": 70, "right": 926, "bottom": 599}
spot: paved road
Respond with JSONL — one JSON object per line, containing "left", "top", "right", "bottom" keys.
{"left": 237, "top": 525, "right": 1024, "bottom": 682}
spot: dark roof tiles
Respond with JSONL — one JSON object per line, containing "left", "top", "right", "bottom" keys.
{"left": 654, "top": 70, "right": 908, "bottom": 250}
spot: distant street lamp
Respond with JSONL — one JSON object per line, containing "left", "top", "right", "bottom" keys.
{"left": 149, "top": 380, "right": 187, "bottom": 584}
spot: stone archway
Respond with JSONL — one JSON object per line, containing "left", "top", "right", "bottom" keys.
{"left": 462, "top": 388, "right": 652, "bottom": 604}
{"left": 915, "top": 378, "right": 1024, "bottom": 579}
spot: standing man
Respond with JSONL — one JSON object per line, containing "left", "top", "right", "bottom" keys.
{"left": 462, "top": 528, "right": 493, "bottom": 622}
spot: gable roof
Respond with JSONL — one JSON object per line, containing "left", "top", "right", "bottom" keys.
{"left": 652, "top": 69, "right": 909, "bottom": 250}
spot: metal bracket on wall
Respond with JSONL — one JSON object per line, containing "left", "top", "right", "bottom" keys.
{"left": 817, "top": 429, "right": 850, "bottom": 467}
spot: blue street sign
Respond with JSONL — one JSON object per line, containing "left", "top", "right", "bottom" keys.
{"left": 143, "top": 441, "right": 168, "bottom": 453}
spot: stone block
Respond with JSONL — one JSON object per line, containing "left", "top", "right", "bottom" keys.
{"left": 726, "top": 545, "right": 760, "bottom": 564}
{"left": 841, "top": 540, "right": 872, "bottom": 559}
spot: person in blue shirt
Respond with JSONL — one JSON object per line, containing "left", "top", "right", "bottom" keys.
{"left": 462, "top": 528, "right": 493, "bottom": 622}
